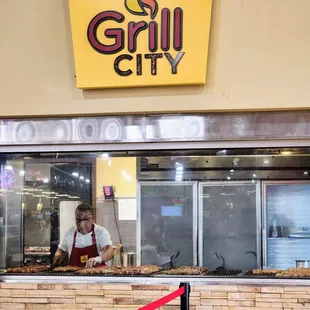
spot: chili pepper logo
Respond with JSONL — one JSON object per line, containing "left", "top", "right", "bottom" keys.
{"left": 125, "top": 0, "right": 159, "bottom": 19}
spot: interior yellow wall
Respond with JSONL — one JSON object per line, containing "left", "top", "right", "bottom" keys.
{"left": 96, "top": 158, "right": 137, "bottom": 198}
{"left": 1, "top": 0, "right": 310, "bottom": 117}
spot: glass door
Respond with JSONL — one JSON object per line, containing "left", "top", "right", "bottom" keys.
{"left": 263, "top": 181, "right": 310, "bottom": 269}
{"left": 137, "top": 181, "right": 198, "bottom": 266}
{"left": 199, "top": 181, "right": 261, "bottom": 270}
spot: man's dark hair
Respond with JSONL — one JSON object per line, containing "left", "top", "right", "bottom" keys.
{"left": 75, "top": 203, "right": 93, "bottom": 216}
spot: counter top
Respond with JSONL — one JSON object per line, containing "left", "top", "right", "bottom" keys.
{"left": 1, "top": 275, "right": 310, "bottom": 286}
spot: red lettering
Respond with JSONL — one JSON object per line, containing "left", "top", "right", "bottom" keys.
{"left": 173, "top": 8, "right": 183, "bottom": 51}
{"left": 128, "top": 21, "right": 148, "bottom": 53}
{"left": 88, "top": 5, "right": 185, "bottom": 75}
{"left": 87, "top": 11, "right": 125, "bottom": 54}
{"left": 161, "top": 8, "right": 170, "bottom": 51}
{"left": 149, "top": 21, "right": 158, "bottom": 52}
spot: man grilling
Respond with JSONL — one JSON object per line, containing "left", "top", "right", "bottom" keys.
{"left": 53, "top": 203, "right": 113, "bottom": 268}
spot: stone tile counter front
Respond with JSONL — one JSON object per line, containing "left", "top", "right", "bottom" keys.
{"left": 1, "top": 281, "right": 310, "bottom": 310}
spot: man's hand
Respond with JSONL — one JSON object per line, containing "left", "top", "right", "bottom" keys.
{"left": 53, "top": 248, "right": 67, "bottom": 267}
{"left": 53, "top": 254, "right": 62, "bottom": 267}
{"left": 86, "top": 256, "right": 102, "bottom": 268}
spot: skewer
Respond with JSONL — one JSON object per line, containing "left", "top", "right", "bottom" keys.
{"left": 114, "top": 244, "right": 122, "bottom": 256}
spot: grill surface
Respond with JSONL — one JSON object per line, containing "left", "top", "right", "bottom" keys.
{"left": 0, "top": 269, "right": 307, "bottom": 279}
{"left": 206, "top": 269, "right": 242, "bottom": 277}
{"left": 242, "top": 270, "right": 277, "bottom": 278}
{"left": 0, "top": 272, "right": 156, "bottom": 277}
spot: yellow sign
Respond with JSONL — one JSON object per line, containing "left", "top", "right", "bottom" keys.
{"left": 69, "top": 0, "right": 212, "bottom": 89}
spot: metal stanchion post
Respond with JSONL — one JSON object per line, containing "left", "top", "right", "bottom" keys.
{"left": 179, "top": 282, "right": 191, "bottom": 310}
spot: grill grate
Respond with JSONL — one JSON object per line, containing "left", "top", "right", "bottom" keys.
{"left": 0, "top": 269, "right": 306, "bottom": 279}
{"left": 0, "top": 272, "right": 154, "bottom": 277}
{"left": 242, "top": 270, "right": 277, "bottom": 278}
{"left": 205, "top": 269, "right": 243, "bottom": 277}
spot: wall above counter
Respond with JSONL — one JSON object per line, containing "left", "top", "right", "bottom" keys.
{"left": 2, "top": 0, "right": 310, "bottom": 116}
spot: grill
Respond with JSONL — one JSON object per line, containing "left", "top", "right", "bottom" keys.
{"left": 205, "top": 269, "right": 278, "bottom": 278}
{"left": 242, "top": 270, "right": 277, "bottom": 278}
{"left": 0, "top": 272, "right": 155, "bottom": 277}
{"left": 0, "top": 269, "right": 307, "bottom": 279}
{"left": 205, "top": 269, "right": 242, "bottom": 277}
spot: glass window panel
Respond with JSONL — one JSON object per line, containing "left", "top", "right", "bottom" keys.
{"left": 201, "top": 182, "right": 258, "bottom": 270}
{"left": 140, "top": 183, "right": 196, "bottom": 267}
{"left": 0, "top": 147, "right": 310, "bottom": 273}
{"left": 265, "top": 182, "right": 310, "bottom": 269}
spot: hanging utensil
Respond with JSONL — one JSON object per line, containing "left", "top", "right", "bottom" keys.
{"left": 170, "top": 250, "right": 180, "bottom": 268}
{"left": 215, "top": 252, "right": 226, "bottom": 269}
{"left": 245, "top": 251, "right": 257, "bottom": 258}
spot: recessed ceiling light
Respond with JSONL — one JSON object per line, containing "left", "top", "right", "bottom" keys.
{"left": 253, "top": 174, "right": 256, "bottom": 177}
{"left": 233, "top": 158, "right": 240, "bottom": 166}
{"left": 230, "top": 169, "right": 234, "bottom": 173}
{"left": 227, "top": 176, "right": 231, "bottom": 180}
{"left": 101, "top": 153, "right": 109, "bottom": 160}
{"left": 264, "top": 160, "right": 269, "bottom": 164}
{"left": 304, "top": 171, "right": 308, "bottom": 175}
{"left": 281, "top": 151, "right": 292, "bottom": 155}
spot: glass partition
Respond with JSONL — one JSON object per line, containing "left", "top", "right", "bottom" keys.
{"left": 263, "top": 181, "right": 310, "bottom": 269}
{"left": 138, "top": 182, "right": 197, "bottom": 267}
{"left": 0, "top": 148, "right": 310, "bottom": 274}
{"left": 199, "top": 182, "right": 260, "bottom": 270}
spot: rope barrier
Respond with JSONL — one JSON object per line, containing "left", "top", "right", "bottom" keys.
{"left": 138, "top": 282, "right": 190, "bottom": 310}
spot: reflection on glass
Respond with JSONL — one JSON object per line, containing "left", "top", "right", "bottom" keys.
{"left": 140, "top": 183, "right": 195, "bottom": 267}
{"left": 201, "top": 183, "right": 258, "bottom": 270}
{"left": 265, "top": 183, "right": 310, "bottom": 269}
{"left": 0, "top": 160, "right": 92, "bottom": 269}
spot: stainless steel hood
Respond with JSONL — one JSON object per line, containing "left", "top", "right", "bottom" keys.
{"left": 137, "top": 153, "right": 310, "bottom": 181}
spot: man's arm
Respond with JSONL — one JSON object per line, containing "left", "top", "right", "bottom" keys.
{"left": 53, "top": 248, "right": 68, "bottom": 267}
{"left": 86, "top": 245, "right": 114, "bottom": 268}
{"left": 101, "top": 245, "right": 114, "bottom": 262}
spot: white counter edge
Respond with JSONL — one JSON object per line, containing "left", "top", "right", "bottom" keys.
{"left": 1, "top": 275, "right": 310, "bottom": 286}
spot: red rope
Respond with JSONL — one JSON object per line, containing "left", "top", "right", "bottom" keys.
{"left": 138, "top": 286, "right": 185, "bottom": 310}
